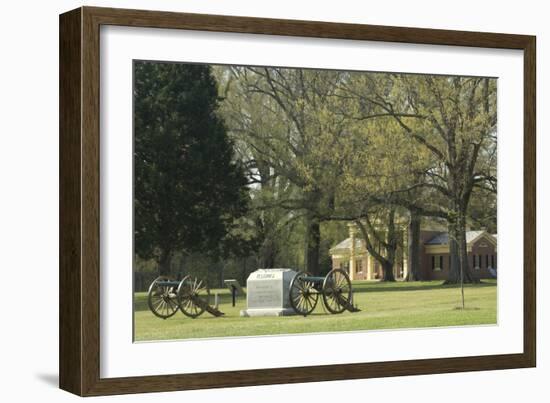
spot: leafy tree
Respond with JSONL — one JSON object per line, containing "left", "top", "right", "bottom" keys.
{"left": 213, "top": 66, "right": 497, "bottom": 285}
{"left": 343, "top": 74, "right": 497, "bottom": 284}
{"left": 217, "top": 67, "right": 346, "bottom": 274}
{"left": 216, "top": 66, "right": 302, "bottom": 269}
{"left": 134, "top": 62, "right": 249, "bottom": 275}
{"left": 325, "top": 109, "right": 433, "bottom": 281}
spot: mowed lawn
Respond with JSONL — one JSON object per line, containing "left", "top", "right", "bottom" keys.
{"left": 134, "top": 280, "right": 497, "bottom": 342}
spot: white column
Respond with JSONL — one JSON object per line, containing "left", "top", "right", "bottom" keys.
{"left": 348, "top": 223, "right": 356, "bottom": 281}
{"left": 402, "top": 224, "right": 408, "bottom": 279}
{"left": 367, "top": 253, "right": 374, "bottom": 280}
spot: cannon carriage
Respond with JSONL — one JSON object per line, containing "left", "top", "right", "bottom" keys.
{"left": 147, "top": 275, "right": 223, "bottom": 319}
{"left": 147, "top": 268, "right": 358, "bottom": 319}
{"left": 288, "top": 268, "right": 359, "bottom": 316}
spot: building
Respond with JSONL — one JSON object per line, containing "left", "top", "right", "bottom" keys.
{"left": 329, "top": 224, "right": 497, "bottom": 281}
{"left": 329, "top": 224, "right": 407, "bottom": 281}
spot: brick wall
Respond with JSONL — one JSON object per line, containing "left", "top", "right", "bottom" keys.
{"left": 421, "top": 234, "right": 497, "bottom": 280}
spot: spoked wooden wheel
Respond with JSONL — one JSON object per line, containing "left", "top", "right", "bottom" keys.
{"left": 322, "top": 269, "right": 352, "bottom": 314}
{"left": 177, "top": 276, "right": 210, "bottom": 318}
{"left": 147, "top": 276, "right": 179, "bottom": 319}
{"left": 289, "top": 272, "right": 319, "bottom": 316}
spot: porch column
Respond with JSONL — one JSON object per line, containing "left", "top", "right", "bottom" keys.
{"left": 402, "top": 224, "right": 408, "bottom": 279}
{"left": 367, "top": 253, "right": 374, "bottom": 280}
{"left": 348, "top": 223, "right": 356, "bottom": 281}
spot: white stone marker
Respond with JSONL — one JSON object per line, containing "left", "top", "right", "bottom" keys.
{"left": 240, "top": 268, "right": 297, "bottom": 317}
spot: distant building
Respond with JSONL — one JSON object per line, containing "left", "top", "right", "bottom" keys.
{"left": 329, "top": 224, "right": 497, "bottom": 281}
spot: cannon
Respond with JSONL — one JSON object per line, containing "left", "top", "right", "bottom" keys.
{"left": 288, "top": 268, "right": 360, "bottom": 316}
{"left": 147, "top": 275, "right": 224, "bottom": 319}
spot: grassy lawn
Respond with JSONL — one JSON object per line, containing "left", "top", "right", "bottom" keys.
{"left": 134, "top": 280, "right": 497, "bottom": 342}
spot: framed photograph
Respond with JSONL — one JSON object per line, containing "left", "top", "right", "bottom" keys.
{"left": 59, "top": 6, "right": 536, "bottom": 396}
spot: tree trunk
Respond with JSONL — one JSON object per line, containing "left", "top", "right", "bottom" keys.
{"left": 383, "top": 209, "right": 398, "bottom": 282}
{"left": 260, "top": 238, "right": 277, "bottom": 268}
{"left": 449, "top": 227, "right": 460, "bottom": 282}
{"left": 445, "top": 207, "right": 477, "bottom": 284}
{"left": 304, "top": 212, "right": 321, "bottom": 275}
{"left": 405, "top": 211, "right": 422, "bottom": 281}
{"left": 158, "top": 249, "right": 172, "bottom": 276}
{"left": 355, "top": 210, "right": 397, "bottom": 282}
{"left": 381, "top": 261, "right": 396, "bottom": 281}
{"left": 458, "top": 209, "right": 478, "bottom": 283}
{"left": 241, "top": 257, "right": 248, "bottom": 286}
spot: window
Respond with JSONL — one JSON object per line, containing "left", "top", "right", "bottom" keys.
{"left": 473, "top": 254, "right": 481, "bottom": 270}
{"left": 486, "top": 255, "right": 489, "bottom": 268}
{"left": 356, "top": 259, "right": 363, "bottom": 273}
{"left": 432, "top": 255, "right": 443, "bottom": 271}
{"left": 491, "top": 254, "right": 495, "bottom": 268}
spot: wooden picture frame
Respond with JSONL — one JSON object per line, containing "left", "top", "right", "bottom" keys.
{"left": 59, "top": 6, "right": 536, "bottom": 396}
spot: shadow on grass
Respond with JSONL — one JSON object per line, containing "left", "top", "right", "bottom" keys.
{"left": 133, "top": 293, "right": 238, "bottom": 312}
{"left": 351, "top": 280, "right": 497, "bottom": 294}
{"left": 134, "top": 281, "right": 496, "bottom": 311}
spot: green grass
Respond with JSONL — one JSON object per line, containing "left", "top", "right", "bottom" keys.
{"left": 134, "top": 280, "right": 497, "bottom": 342}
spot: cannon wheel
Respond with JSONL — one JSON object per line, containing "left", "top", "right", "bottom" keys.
{"left": 147, "top": 276, "right": 179, "bottom": 319}
{"left": 289, "top": 272, "right": 319, "bottom": 316}
{"left": 177, "top": 276, "right": 210, "bottom": 318}
{"left": 322, "top": 269, "right": 352, "bottom": 314}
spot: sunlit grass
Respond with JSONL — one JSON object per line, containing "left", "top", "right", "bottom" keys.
{"left": 134, "top": 279, "right": 497, "bottom": 342}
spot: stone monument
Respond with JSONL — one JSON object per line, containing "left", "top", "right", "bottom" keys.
{"left": 240, "top": 268, "right": 297, "bottom": 317}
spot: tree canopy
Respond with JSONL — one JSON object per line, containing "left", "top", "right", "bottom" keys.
{"left": 134, "top": 62, "right": 250, "bottom": 274}
{"left": 133, "top": 61, "right": 497, "bottom": 285}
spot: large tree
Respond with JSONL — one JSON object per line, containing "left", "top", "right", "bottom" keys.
{"left": 326, "top": 112, "right": 433, "bottom": 281}
{"left": 134, "top": 62, "right": 249, "bottom": 275}
{"left": 340, "top": 74, "right": 497, "bottom": 283}
{"left": 216, "top": 66, "right": 302, "bottom": 269}
{"left": 218, "top": 67, "right": 346, "bottom": 275}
